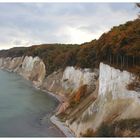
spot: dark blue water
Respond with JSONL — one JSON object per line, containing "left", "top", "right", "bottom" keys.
{"left": 0, "top": 70, "right": 64, "bottom": 137}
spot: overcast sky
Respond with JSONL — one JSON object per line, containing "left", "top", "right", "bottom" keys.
{"left": 0, "top": 3, "right": 138, "bottom": 50}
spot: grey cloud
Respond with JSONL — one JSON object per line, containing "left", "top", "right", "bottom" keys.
{"left": 0, "top": 3, "right": 138, "bottom": 49}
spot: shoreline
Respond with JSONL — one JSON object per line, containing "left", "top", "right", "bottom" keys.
{"left": 0, "top": 68, "right": 75, "bottom": 137}
{"left": 50, "top": 115, "right": 75, "bottom": 137}
{"left": 36, "top": 87, "right": 75, "bottom": 137}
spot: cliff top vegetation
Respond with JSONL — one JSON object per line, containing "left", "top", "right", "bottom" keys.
{"left": 0, "top": 19, "right": 139, "bottom": 76}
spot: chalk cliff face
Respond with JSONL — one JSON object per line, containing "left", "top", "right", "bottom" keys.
{"left": 0, "top": 56, "right": 139, "bottom": 137}
{"left": 42, "top": 66, "right": 98, "bottom": 97}
{"left": 0, "top": 57, "right": 24, "bottom": 71}
{"left": 0, "top": 56, "right": 46, "bottom": 87}
{"left": 98, "top": 63, "right": 140, "bottom": 120}
{"left": 41, "top": 66, "right": 99, "bottom": 116}
{"left": 62, "top": 67, "right": 98, "bottom": 94}
{"left": 99, "top": 63, "right": 138, "bottom": 98}
{"left": 20, "top": 56, "right": 46, "bottom": 86}
{"left": 64, "top": 63, "right": 140, "bottom": 136}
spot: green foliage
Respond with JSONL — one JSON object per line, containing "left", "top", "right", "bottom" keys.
{"left": 77, "top": 47, "right": 97, "bottom": 68}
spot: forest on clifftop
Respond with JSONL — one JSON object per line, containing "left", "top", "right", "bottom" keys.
{"left": 0, "top": 18, "right": 139, "bottom": 76}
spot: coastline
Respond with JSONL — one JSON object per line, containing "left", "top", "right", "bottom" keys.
{"left": 50, "top": 115, "right": 75, "bottom": 137}
{"left": 38, "top": 88, "right": 76, "bottom": 137}
{"left": 33, "top": 86, "right": 76, "bottom": 137}
{"left": 0, "top": 68, "right": 75, "bottom": 137}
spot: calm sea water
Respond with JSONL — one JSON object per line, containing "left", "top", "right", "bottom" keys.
{"left": 0, "top": 70, "right": 64, "bottom": 137}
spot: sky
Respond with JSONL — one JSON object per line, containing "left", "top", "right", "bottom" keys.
{"left": 0, "top": 3, "right": 139, "bottom": 50}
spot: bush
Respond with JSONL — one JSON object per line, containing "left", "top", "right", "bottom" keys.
{"left": 96, "top": 122, "right": 114, "bottom": 137}
{"left": 95, "top": 119, "right": 140, "bottom": 137}
{"left": 82, "top": 128, "right": 95, "bottom": 137}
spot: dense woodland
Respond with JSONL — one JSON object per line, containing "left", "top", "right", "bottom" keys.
{"left": 0, "top": 18, "right": 140, "bottom": 76}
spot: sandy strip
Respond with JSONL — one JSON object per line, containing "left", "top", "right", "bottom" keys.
{"left": 42, "top": 90, "right": 75, "bottom": 137}
{"left": 50, "top": 115, "right": 75, "bottom": 137}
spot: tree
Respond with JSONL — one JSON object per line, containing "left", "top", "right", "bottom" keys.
{"left": 136, "top": 3, "right": 140, "bottom": 18}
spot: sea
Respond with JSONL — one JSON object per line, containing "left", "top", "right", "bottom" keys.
{"left": 0, "top": 70, "right": 64, "bottom": 137}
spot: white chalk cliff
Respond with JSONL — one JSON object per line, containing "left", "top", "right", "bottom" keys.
{"left": 65, "top": 63, "right": 140, "bottom": 136}
{"left": 0, "top": 56, "right": 139, "bottom": 137}
{"left": 0, "top": 56, "right": 46, "bottom": 87}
